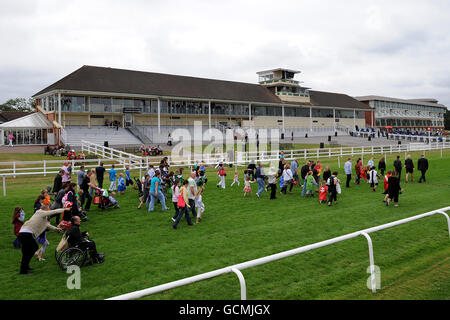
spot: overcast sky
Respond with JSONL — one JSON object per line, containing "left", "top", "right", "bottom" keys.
{"left": 0, "top": 0, "right": 449, "bottom": 109}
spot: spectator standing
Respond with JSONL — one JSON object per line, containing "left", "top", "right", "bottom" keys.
{"left": 418, "top": 154, "right": 429, "bottom": 183}
{"left": 77, "top": 165, "right": 86, "bottom": 192}
{"left": 290, "top": 159, "right": 300, "bottom": 192}
{"left": 52, "top": 170, "right": 64, "bottom": 196}
{"left": 300, "top": 161, "right": 311, "bottom": 197}
{"left": 61, "top": 162, "right": 71, "bottom": 183}
{"left": 344, "top": 158, "right": 352, "bottom": 188}
{"left": 95, "top": 162, "right": 106, "bottom": 188}
{"left": 148, "top": 170, "right": 168, "bottom": 212}
{"left": 387, "top": 171, "right": 402, "bottom": 207}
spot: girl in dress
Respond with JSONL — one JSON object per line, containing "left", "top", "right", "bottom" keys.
{"left": 195, "top": 187, "right": 205, "bottom": 223}
{"left": 243, "top": 176, "right": 254, "bottom": 197}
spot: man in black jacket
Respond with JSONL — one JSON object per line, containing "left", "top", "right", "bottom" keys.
{"left": 393, "top": 156, "right": 402, "bottom": 180}
{"left": 67, "top": 216, "right": 104, "bottom": 264}
{"left": 418, "top": 154, "right": 429, "bottom": 183}
{"left": 52, "top": 170, "right": 64, "bottom": 196}
{"left": 404, "top": 155, "right": 415, "bottom": 183}
{"left": 95, "top": 162, "right": 106, "bottom": 188}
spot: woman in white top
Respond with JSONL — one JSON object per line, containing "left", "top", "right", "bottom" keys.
{"left": 281, "top": 164, "right": 293, "bottom": 194}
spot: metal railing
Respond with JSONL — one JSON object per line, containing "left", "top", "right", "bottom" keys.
{"left": 107, "top": 207, "right": 450, "bottom": 300}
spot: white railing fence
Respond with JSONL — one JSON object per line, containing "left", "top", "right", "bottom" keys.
{"left": 107, "top": 207, "right": 450, "bottom": 300}
{"left": 1, "top": 141, "right": 449, "bottom": 197}
{"left": 386, "top": 134, "right": 450, "bottom": 143}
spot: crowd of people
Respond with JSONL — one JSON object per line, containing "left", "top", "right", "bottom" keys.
{"left": 139, "top": 144, "right": 163, "bottom": 157}
{"left": 11, "top": 149, "right": 430, "bottom": 275}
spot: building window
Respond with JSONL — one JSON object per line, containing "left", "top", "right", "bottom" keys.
{"left": 90, "top": 97, "right": 111, "bottom": 113}
{"left": 312, "top": 108, "right": 333, "bottom": 118}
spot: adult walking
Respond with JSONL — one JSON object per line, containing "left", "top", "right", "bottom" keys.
{"left": 95, "top": 162, "right": 106, "bottom": 188}
{"left": 281, "top": 164, "right": 293, "bottom": 194}
{"left": 327, "top": 171, "right": 339, "bottom": 207}
{"left": 17, "top": 203, "right": 67, "bottom": 274}
{"left": 148, "top": 170, "right": 168, "bottom": 212}
{"left": 255, "top": 162, "right": 266, "bottom": 198}
{"left": 404, "top": 155, "right": 415, "bottom": 183}
{"left": 393, "top": 156, "right": 402, "bottom": 180}
{"left": 80, "top": 170, "right": 97, "bottom": 211}
{"left": 290, "top": 159, "right": 300, "bottom": 192}
{"left": 355, "top": 158, "right": 361, "bottom": 185}
{"left": 172, "top": 180, "right": 193, "bottom": 229}
{"left": 300, "top": 160, "right": 310, "bottom": 197}
{"left": 387, "top": 171, "right": 402, "bottom": 207}
{"left": 267, "top": 166, "right": 277, "bottom": 200}
{"left": 378, "top": 157, "right": 386, "bottom": 176}
{"left": 247, "top": 160, "right": 256, "bottom": 181}
{"left": 418, "top": 154, "right": 429, "bottom": 183}
{"left": 187, "top": 171, "right": 198, "bottom": 218}
{"left": 344, "top": 157, "right": 352, "bottom": 188}
{"left": 8, "top": 132, "right": 14, "bottom": 147}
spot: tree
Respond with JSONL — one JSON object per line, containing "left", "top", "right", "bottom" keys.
{"left": 445, "top": 109, "right": 450, "bottom": 130}
{"left": 0, "top": 98, "right": 35, "bottom": 111}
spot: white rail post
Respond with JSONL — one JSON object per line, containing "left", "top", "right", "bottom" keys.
{"left": 231, "top": 268, "right": 247, "bottom": 300}
{"left": 13, "top": 162, "right": 16, "bottom": 179}
{"left": 2, "top": 176, "right": 5, "bottom": 197}
{"left": 317, "top": 149, "right": 319, "bottom": 160}
{"left": 304, "top": 149, "right": 307, "bottom": 159}
{"left": 338, "top": 156, "right": 340, "bottom": 168}
{"left": 360, "top": 232, "right": 377, "bottom": 293}
{"left": 436, "top": 210, "right": 450, "bottom": 238}
{"left": 44, "top": 160, "right": 46, "bottom": 177}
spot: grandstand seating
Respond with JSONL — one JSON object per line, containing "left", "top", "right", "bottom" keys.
{"left": 61, "top": 126, "right": 142, "bottom": 146}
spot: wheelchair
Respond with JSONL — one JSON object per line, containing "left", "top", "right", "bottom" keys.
{"left": 54, "top": 234, "right": 92, "bottom": 271}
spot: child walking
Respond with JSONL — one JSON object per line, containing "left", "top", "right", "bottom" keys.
{"left": 117, "top": 173, "right": 127, "bottom": 195}
{"left": 267, "top": 166, "right": 278, "bottom": 200}
{"left": 305, "top": 171, "right": 318, "bottom": 197}
{"left": 109, "top": 164, "right": 117, "bottom": 191}
{"left": 231, "top": 170, "right": 240, "bottom": 187}
{"left": 171, "top": 179, "right": 181, "bottom": 222}
{"left": 243, "top": 176, "right": 254, "bottom": 197}
{"left": 195, "top": 187, "right": 205, "bottom": 223}
{"left": 319, "top": 181, "right": 328, "bottom": 203}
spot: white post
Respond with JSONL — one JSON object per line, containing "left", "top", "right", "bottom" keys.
{"left": 282, "top": 105, "right": 285, "bottom": 134}
{"left": 309, "top": 107, "right": 313, "bottom": 132}
{"left": 231, "top": 268, "right": 247, "bottom": 300}
{"left": 157, "top": 98, "right": 161, "bottom": 134}
{"left": 248, "top": 103, "right": 252, "bottom": 121}
{"left": 13, "top": 162, "right": 16, "bottom": 179}
{"left": 361, "top": 232, "right": 377, "bottom": 293}
{"left": 44, "top": 160, "right": 46, "bottom": 177}
{"left": 58, "top": 92, "right": 62, "bottom": 125}
{"left": 208, "top": 100, "right": 211, "bottom": 129}
{"left": 2, "top": 176, "right": 5, "bottom": 196}
{"left": 338, "top": 156, "right": 340, "bottom": 168}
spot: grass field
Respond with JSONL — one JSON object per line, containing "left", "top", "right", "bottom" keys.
{"left": 0, "top": 149, "right": 449, "bottom": 300}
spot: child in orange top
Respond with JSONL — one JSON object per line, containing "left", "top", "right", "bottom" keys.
{"left": 319, "top": 181, "right": 328, "bottom": 203}
{"left": 360, "top": 166, "right": 367, "bottom": 182}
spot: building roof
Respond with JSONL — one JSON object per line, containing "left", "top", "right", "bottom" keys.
{"left": 355, "top": 95, "right": 447, "bottom": 109}
{"left": 256, "top": 68, "right": 301, "bottom": 75}
{"left": 309, "top": 90, "right": 372, "bottom": 110}
{"left": 0, "top": 112, "right": 53, "bottom": 129}
{"left": 0, "top": 111, "right": 33, "bottom": 123}
{"left": 33, "top": 65, "right": 282, "bottom": 104}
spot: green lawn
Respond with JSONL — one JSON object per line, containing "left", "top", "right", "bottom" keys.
{"left": 0, "top": 150, "right": 449, "bottom": 300}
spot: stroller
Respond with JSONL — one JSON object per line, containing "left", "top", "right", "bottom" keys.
{"left": 94, "top": 189, "right": 119, "bottom": 210}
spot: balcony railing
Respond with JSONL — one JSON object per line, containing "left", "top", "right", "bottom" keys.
{"left": 259, "top": 79, "right": 300, "bottom": 85}
{"left": 276, "top": 92, "right": 309, "bottom": 97}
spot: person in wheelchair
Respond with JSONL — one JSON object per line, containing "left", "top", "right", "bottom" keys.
{"left": 66, "top": 216, "right": 104, "bottom": 264}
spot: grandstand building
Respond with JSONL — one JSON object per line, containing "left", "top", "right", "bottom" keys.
{"left": 355, "top": 96, "right": 446, "bottom": 133}
{"left": 22, "top": 66, "right": 371, "bottom": 146}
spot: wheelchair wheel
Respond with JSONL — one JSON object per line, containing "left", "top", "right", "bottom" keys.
{"left": 58, "top": 247, "right": 86, "bottom": 270}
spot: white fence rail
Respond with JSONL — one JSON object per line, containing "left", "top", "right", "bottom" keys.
{"left": 107, "top": 206, "right": 450, "bottom": 300}
{"left": 386, "top": 134, "right": 450, "bottom": 143}
{"left": 1, "top": 141, "right": 449, "bottom": 197}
